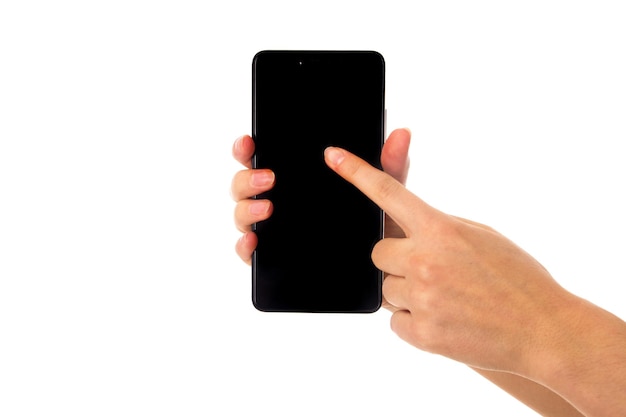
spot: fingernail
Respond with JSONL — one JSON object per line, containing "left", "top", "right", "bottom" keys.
{"left": 251, "top": 170, "right": 275, "bottom": 187}
{"left": 250, "top": 200, "right": 270, "bottom": 216}
{"left": 324, "top": 147, "right": 345, "bottom": 166}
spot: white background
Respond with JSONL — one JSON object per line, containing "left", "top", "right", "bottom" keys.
{"left": 1, "top": 1, "right": 625, "bottom": 416}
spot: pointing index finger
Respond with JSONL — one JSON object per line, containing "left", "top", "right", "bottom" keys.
{"left": 324, "top": 146, "right": 429, "bottom": 236}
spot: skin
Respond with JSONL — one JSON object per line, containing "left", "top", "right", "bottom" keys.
{"left": 231, "top": 129, "right": 626, "bottom": 417}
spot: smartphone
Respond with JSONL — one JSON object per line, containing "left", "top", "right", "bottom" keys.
{"left": 251, "top": 50, "right": 385, "bottom": 313}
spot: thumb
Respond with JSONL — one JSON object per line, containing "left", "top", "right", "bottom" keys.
{"left": 381, "top": 128, "right": 411, "bottom": 185}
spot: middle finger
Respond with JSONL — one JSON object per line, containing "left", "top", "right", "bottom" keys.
{"left": 231, "top": 169, "right": 275, "bottom": 201}
{"left": 371, "top": 237, "right": 412, "bottom": 277}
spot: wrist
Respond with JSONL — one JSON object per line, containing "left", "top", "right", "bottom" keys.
{"left": 527, "top": 294, "right": 626, "bottom": 416}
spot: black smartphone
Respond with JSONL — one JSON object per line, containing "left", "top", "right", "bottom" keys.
{"left": 251, "top": 50, "right": 385, "bottom": 313}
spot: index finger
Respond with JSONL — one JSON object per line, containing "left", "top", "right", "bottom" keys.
{"left": 324, "top": 146, "right": 431, "bottom": 236}
{"left": 232, "top": 135, "right": 255, "bottom": 169}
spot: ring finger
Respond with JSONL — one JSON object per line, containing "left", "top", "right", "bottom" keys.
{"left": 234, "top": 199, "right": 273, "bottom": 233}
{"left": 382, "top": 274, "right": 408, "bottom": 310}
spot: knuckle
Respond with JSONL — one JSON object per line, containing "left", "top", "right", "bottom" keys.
{"left": 381, "top": 275, "right": 393, "bottom": 293}
{"left": 419, "top": 262, "right": 442, "bottom": 283}
{"left": 371, "top": 239, "right": 387, "bottom": 267}
{"left": 374, "top": 175, "right": 401, "bottom": 202}
{"left": 234, "top": 200, "right": 258, "bottom": 233}
{"left": 407, "top": 281, "right": 424, "bottom": 304}
{"left": 230, "top": 170, "right": 249, "bottom": 201}
{"left": 416, "top": 324, "right": 441, "bottom": 354}
{"left": 342, "top": 155, "right": 365, "bottom": 178}
{"left": 407, "top": 253, "right": 439, "bottom": 282}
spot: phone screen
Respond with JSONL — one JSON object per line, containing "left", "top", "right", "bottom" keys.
{"left": 252, "top": 50, "right": 385, "bottom": 313}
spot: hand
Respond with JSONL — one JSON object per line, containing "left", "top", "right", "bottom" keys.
{"left": 231, "top": 128, "right": 412, "bottom": 267}
{"left": 231, "top": 134, "right": 275, "bottom": 265}
{"left": 323, "top": 145, "right": 575, "bottom": 376}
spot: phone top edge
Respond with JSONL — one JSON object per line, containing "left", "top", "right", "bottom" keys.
{"left": 253, "top": 50, "right": 385, "bottom": 60}
{"left": 252, "top": 50, "right": 385, "bottom": 75}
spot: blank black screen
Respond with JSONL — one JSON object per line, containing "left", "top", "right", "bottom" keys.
{"left": 252, "top": 50, "right": 385, "bottom": 313}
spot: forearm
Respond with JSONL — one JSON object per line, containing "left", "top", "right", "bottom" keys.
{"left": 471, "top": 368, "right": 584, "bottom": 417}
{"left": 530, "top": 297, "right": 626, "bottom": 417}
{"left": 473, "top": 294, "right": 626, "bottom": 417}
